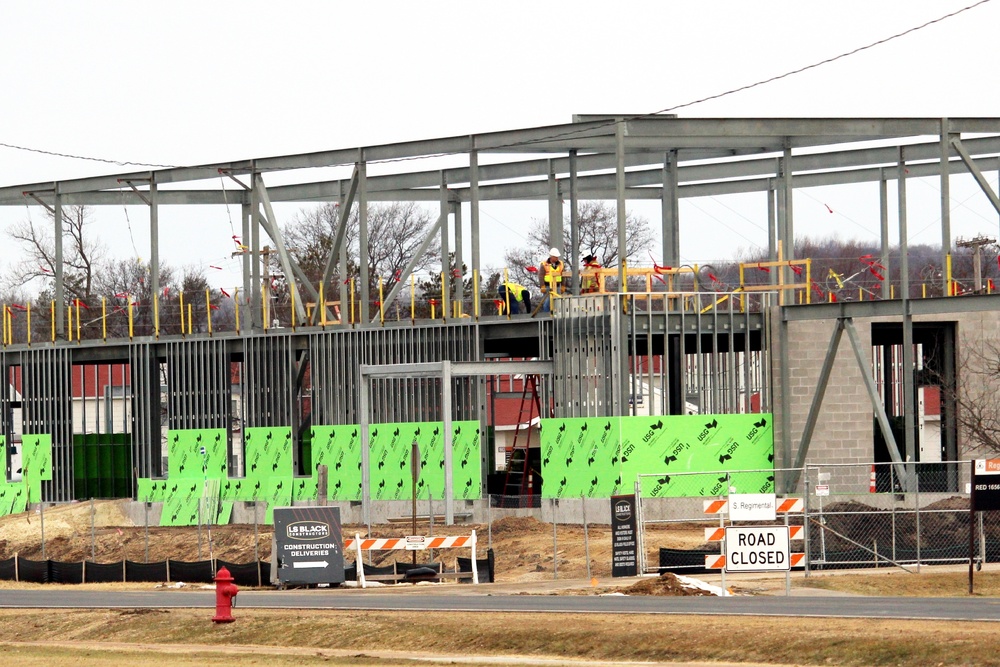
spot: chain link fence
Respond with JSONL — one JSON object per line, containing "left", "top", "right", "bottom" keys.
{"left": 636, "top": 462, "right": 999, "bottom": 575}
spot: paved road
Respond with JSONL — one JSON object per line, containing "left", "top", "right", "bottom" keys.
{"left": 1, "top": 589, "right": 998, "bottom": 621}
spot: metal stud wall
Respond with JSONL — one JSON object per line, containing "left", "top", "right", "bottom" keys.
{"left": 552, "top": 294, "right": 771, "bottom": 419}
{"left": 130, "top": 343, "right": 163, "bottom": 479}
{"left": 552, "top": 295, "right": 623, "bottom": 417}
{"left": 242, "top": 334, "right": 295, "bottom": 428}
{"left": 19, "top": 348, "right": 73, "bottom": 502}
{"left": 166, "top": 339, "right": 229, "bottom": 431}
{"left": 309, "top": 324, "right": 482, "bottom": 427}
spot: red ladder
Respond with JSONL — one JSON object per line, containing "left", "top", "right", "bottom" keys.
{"left": 502, "top": 374, "right": 543, "bottom": 506}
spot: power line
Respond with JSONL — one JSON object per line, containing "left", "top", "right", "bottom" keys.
{"left": 0, "top": 0, "right": 992, "bottom": 173}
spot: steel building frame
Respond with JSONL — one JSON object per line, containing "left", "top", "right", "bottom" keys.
{"left": 1, "top": 116, "right": 999, "bottom": 503}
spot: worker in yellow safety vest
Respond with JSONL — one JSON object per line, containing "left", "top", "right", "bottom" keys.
{"left": 539, "top": 248, "right": 566, "bottom": 295}
{"left": 538, "top": 248, "right": 566, "bottom": 313}
{"left": 497, "top": 281, "right": 531, "bottom": 315}
{"left": 580, "top": 254, "right": 602, "bottom": 293}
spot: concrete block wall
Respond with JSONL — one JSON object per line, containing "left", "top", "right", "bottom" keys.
{"left": 776, "top": 308, "right": 1000, "bottom": 472}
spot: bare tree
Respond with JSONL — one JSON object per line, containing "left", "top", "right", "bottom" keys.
{"left": 938, "top": 340, "right": 1000, "bottom": 455}
{"left": 6, "top": 204, "right": 106, "bottom": 306}
{"left": 282, "top": 201, "right": 440, "bottom": 295}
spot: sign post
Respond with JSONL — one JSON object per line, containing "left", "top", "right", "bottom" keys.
{"left": 273, "top": 506, "right": 345, "bottom": 586}
{"left": 610, "top": 494, "right": 638, "bottom": 577}
{"left": 969, "top": 459, "right": 1000, "bottom": 594}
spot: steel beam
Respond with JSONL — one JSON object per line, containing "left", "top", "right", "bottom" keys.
{"left": 844, "top": 319, "right": 906, "bottom": 469}
{"left": 253, "top": 178, "right": 311, "bottom": 324}
{"left": 951, "top": 136, "right": 1000, "bottom": 215}
{"left": 373, "top": 212, "right": 445, "bottom": 323}
{"left": 789, "top": 319, "right": 845, "bottom": 488}
{"left": 319, "top": 164, "right": 360, "bottom": 323}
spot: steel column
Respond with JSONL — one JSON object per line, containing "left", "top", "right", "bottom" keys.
{"left": 880, "top": 172, "right": 890, "bottom": 286}
{"left": 616, "top": 120, "right": 627, "bottom": 291}
{"left": 439, "top": 172, "right": 450, "bottom": 316}
{"left": 569, "top": 150, "right": 579, "bottom": 295}
{"left": 54, "top": 189, "right": 64, "bottom": 337}
{"left": 898, "top": 148, "right": 916, "bottom": 481}
{"left": 662, "top": 149, "right": 679, "bottom": 266}
{"left": 469, "top": 150, "right": 481, "bottom": 316}
{"left": 548, "top": 161, "right": 561, "bottom": 252}
{"left": 940, "top": 119, "right": 953, "bottom": 296}
{"left": 359, "top": 160, "right": 370, "bottom": 323}
{"left": 149, "top": 178, "right": 159, "bottom": 318}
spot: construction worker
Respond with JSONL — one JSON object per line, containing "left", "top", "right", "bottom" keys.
{"left": 538, "top": 248, "right": 566, "bottom": 312}
{"left": 580, "top": 254, "right": 602, "bottom": 293}
{"left": 497, "top": 280, "right": 531, "bottom": 314}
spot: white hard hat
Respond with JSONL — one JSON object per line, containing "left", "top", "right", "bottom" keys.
{"left": 549, "top": 248, "right": 561, "bottom": 258}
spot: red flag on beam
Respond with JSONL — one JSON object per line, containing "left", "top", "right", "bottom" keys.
{"left": 220, "top": 289, "right": 231, "bottom": 298}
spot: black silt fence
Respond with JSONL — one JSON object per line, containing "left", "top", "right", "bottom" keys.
{"left": 167, "top": 560, "right": 215, "bottom": 583}
{"left": 49, "top": 560, "right": 84, "bottom": 584}
{"left": 0, "top": 558, "right": 270, "bottom": 585}
{"left": 126, "top": 560, "right": 168, "bottom": 582}
{"left": 216, "top": 560, "right": 267, "bottom": 587}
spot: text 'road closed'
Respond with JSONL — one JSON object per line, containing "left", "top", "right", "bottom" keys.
{"left": 724, "top": 526, "right": 790, "bottom": 572}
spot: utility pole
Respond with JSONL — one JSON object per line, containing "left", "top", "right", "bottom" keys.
{"left": 956, "top": 235, "right": 996, "bottom": 292}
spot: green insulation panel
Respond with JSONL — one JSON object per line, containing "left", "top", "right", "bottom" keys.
{"left": 243, "top": 427, "right": 294, "bottom": 487}
{"left": 167, "top": 429, "right": 228, "bottom": 480}
{"left": 21, "top": 435, "right": 53, "bottom": 481}
{"left": 540, "top": 414, "right": 774, "bottom": 498}
{"left": 369, "top": 421, "right": 481, "bottom": 501}
{"left": 0, "top": 436, "right": 28, "bottom": 517}
{"left": 309, "top": 425, "right": 362, "bottom": 501}
{"left": 134, "top": 420, "right": 482, "bottom": 526}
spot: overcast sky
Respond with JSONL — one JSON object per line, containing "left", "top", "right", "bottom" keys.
{"left": 1, "top": 0, "right": 998, "bottom": 292}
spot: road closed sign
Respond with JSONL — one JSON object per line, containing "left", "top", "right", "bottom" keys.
{"left": 724, "top": 526, "right": 790, "bottom": 572}
{"left": 273, "top": 506, "right": 345, "bottom": 585}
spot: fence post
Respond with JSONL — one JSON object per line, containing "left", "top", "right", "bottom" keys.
{"left": 39, "top": 500, "right": 46, "bottom": 561}
{"left": 802, "top": 468, "right": 811, "bottom": 578}
{"left": 90, "top": 498, "right": 96, "bottom": 560}
{"left": 487, "top": 494, "right": 493, "bottom": 551}
{"left": 915, "top": 473, "right": 921, "bottom": 573}
{"left": 581, "top": 495, "right": 591, "bottom": 582}
{"left": 552, "top": 498, "right": 558, "bottom": 580}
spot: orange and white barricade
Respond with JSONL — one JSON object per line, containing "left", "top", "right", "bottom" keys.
{"left": 344, "top": 530, "right": 479, "bottom": 588}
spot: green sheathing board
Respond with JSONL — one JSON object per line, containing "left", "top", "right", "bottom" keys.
{"left": 369, "top": 421, "right": 481, "bottom": 501}
{"left": 309, "top": 425, "right": 362, "bottom": 500}
{"left": 167, "top": 429, "right": 228, "bottom": 480}
{"left": 133, "top": 421, "right": 481, "bottom": 526}
{"left": 540, "top": 414, "right": 774, "bottom": 498}
{"left": 153, "top": 428, "right": 229, "bottom": 527}
{"left": 244, "top": 427, "right": 294, "bottom": 487}
{"left": 20, "top": 435, "right": 52, "bottom": 503}
{"left": 0, "top": 436, "right": 28, "bottom": 516}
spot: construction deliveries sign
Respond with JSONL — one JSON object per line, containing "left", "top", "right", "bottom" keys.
{"left": 539, "top": 414, "right": 773, "bottom": 498}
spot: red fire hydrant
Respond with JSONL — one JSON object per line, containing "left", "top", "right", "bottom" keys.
{"left": 212, "top": 566, "right": 239, "bottom": 623}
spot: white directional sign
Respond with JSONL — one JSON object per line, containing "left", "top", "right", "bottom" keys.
{"left": 727, "top": 493, "right": 777, "bottom": 521}
{"left": 724, "top": 526, "right": 790, "bottom": 572}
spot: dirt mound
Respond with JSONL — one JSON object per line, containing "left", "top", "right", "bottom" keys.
{"left": 621, "top": 572, "right": 716, "bottom": 596}
{"left": 490, "top": 515, "right": 546, "bottom": 535}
